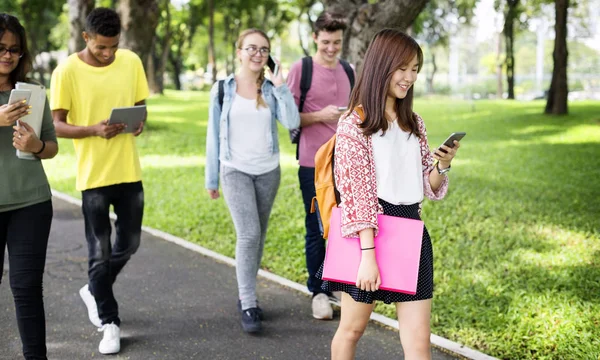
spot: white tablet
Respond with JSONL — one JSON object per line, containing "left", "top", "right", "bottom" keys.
{"left": 108, "top": 105, "right": 147, "bottom": 133}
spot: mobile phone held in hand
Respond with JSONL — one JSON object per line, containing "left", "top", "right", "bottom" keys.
{"left": 267, "top": 55, "right": 279, "bottom": 76}
{"left": 438, "top": 132, "right": 466, "bottom": 153}
{"left": 337, "top": 106, "right": 348, "bottom": 111}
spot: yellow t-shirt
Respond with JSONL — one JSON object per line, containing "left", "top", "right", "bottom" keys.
{"left": 50, "top": 49, "right": 149, "bottom": 191}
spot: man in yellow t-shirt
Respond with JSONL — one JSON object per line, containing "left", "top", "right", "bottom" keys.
{"left": 50, "top": 8, "right": 148, "bottom": 356}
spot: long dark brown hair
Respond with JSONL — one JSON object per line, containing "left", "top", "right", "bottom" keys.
{"left": 237, "top": 28, "right": 270, "bottom": 109}
{"left": 348, "top": 29, "right": 423, "bottom": 138}
{"left": 0, "top": 14, "right": 32, "bottom": 88}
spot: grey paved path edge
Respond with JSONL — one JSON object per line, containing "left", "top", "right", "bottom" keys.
{"left": 0, "top": 190, "right": 494, "bottom": 360}
{"left": 51, "top": 190, "right": 496, "bottom": 360}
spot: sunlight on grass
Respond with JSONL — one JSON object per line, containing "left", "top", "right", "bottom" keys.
{"left": 149, "top": 106, "right": 206, "bottom": 116}
{"left": 513, "top": 124, "right": 563, "bottom": 135}
{"left": 150, "top": 115, "right": 196, "bottom": 124}
{"left": 141, "top": 155, "right": 203, "bottom": 168}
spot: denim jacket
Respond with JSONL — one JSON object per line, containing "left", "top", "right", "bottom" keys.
{"left": 205, "top": 74, "right": 300, "bottom": 190}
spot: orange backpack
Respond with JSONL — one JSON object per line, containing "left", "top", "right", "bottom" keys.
{"left": 310, "top": 108, "right": 363, "bottom": 239}
{"left": 310, "top": 134, "right": 341, "bottom": 239}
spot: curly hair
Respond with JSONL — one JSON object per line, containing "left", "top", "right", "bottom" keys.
{"left": 85, "top": 8, "right": 121, "bottom": 37}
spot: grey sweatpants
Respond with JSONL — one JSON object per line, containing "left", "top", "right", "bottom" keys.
{"left": 220, "top": 165, "right": 281, "bottom": 310}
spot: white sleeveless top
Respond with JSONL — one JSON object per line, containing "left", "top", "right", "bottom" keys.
{"left": 220, "top": 94, "right": 279, "bottom": 175}
{"left": 371, "top": 121, "right": 423, "bottom": 205}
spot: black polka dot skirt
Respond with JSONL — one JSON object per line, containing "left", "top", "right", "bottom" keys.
{"left": 316, "top": 199, "right": 433, "bottom": 304}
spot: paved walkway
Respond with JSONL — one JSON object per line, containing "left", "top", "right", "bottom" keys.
{"left": 1, "top": 198, "right": 460, "bottom": 360}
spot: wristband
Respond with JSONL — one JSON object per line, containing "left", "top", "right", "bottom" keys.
{"left": 361, "top": 246, "right": 375, "bottom": 251}
{"left": 33, "top": 140, "right": 45, "bottom": 155}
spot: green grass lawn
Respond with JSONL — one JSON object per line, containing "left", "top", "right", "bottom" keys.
{"left": 44, "top": 90, "right": 600, "bottom": 359}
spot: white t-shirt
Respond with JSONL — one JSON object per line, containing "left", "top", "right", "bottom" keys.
{"left": 220, "top": 94, "right": 279, "bottom": 175}
{"left": 371, "top": 121, "right": 423, "bottom": 205}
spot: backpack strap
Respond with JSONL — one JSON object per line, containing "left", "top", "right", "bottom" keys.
{"left": 330, "top": 135, "right": 341, "bottom": 206}
{"left": 218, "top": 80, "right": 225, "bottom": 109}
{"left": 339, "top": 59, "right": 355, "bottom": 90}
{"left": 298, "top": 56, "right": 313, "bottom": 113}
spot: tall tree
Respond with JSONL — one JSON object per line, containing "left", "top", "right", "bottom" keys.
{"left": 502, "top": 0, "right": 519, "bottom": 99}
{"left": 322, "top": 0, "right": 429, "bottom": 71}
{"left": 545, "top": 0, "right": 569, "bottom": 114}
{"left": 207, "top": 0, "right": 216, "bottom": 83}
{"left": 495, "top": 31, "right": 504, "bottom": 98}
{"left": 4, "top": 0, "right": 64, "bottom": 84}
{"left": 296, "top": 0, "right": 317, "bottom": 57}
{"left": 116, "top": 0, "right": 160, "bottom": 70}
{"left": 168, "top": 0, "right": 203, "bottom": 90}
{"left": 147, "top": 0, "right": 172, "bottom": 94}
{"left": 68, "top": 0, "right": 95, "bottom": 54}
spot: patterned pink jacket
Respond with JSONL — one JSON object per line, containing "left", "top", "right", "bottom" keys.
{"left": 334, "top": 109, "right": 449, "bottom": 238}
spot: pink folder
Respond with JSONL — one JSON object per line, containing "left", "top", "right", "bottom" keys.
{"left": 322, "top": 207, "right": 424, "bottom": 294}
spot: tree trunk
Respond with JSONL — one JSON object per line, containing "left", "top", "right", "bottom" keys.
{"left": 322, "top": 0, "right": 428, "bottom": 71}
{"left": 153, "top": 38, "right": 170, "bottom": 94}
{"left": 169, "top": 53, "right": 183, "bottom": 90}
{"left": 298, "top": 13, "right": 311, "bottom": 57}
{"left": 68, "top": 0, "right": 95, "bottom": 54}
{"left": 207, "top": 0, "right": 217, "bottom": 84}
{"left": 169, "top": 31, "right": 185, "bottom": 91}
{"left": 152, "top": 0, "right": 171, "bottom": 94}
{"left": 116, "top": 0, "right": 160, "bottom": 70}
{"left": 67, "top": 0, "right": 95, "bottom": 54}
{"left": 146, "top": 46, "right": 157, "bottom": 93}
{"left": 496, "top": 31, "right": 504, "bottom": 99}
{"left": 231, "top": 30, "right": 237, "bottom": 75}
{"left": 545, "top": 0, "right": 569, "bottom": 115}
{"left": 504, "top": 0, "right": 517, "bottom": 100}
{"left": 224, "top": 15, "right": 231, "bottom": 74}
{"left": 427, "top": 51, "right": 437, "bottom": 93}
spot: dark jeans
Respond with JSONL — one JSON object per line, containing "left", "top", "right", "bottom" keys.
{"left": 298, "top": 166, "right": 330, "bottom": 296}
{"left": 82, "top": 181, "right": 144, "bottom": 327}
{"left": 0, "top": 200, "right": 52, "bottom": 360}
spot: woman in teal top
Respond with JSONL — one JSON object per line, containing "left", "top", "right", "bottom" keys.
{"left": 0, "top": 14, "right": 58, "bottom": 360}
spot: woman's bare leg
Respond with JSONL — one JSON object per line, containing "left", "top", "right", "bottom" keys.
{"left": 331, "top": 292, "right": 375, "bottom": 360}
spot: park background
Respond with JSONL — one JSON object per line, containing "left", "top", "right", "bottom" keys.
{"left": 1, "top": 0, "right": 599, "bottom": 359}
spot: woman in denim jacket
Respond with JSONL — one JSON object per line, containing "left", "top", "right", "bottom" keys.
{"left": 205, "top": 29, "right": 300, "bottom": 333}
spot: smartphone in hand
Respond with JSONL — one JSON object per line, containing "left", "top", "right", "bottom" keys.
{"left": 267, "top": 55, "right": 279, "bottom": 76}
{"left": 438, "top": 132, "right": 466, "bottom": 153}
{"left": 337, "top": 106, "right": 348, "bottom": 111}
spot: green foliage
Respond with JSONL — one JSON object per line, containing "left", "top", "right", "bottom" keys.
{"left": 44, "top": 91, "right": 600, "bottom": 359}
{"left": 97, "top": 0, "right": 116, "bottom": 7}
{"left": 49, "top": 4, "right": 69, "bottom": 51}
{"left": 0, "top": 0, "right": 19, "bottom": 14}
{"left": 0, "top": 0, "right": 63, "bottom": 55}
{"left": 413, "top": 0, "right": 478, "bottom": 48}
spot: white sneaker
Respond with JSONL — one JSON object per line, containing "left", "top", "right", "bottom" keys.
{"left": 79, "top": 284, "right": 102, "bottom": 328}
{"left": 312, "top": 293, "right": 333, "bottom": 320}
{"left": 98, "top": 323, "right": 120, "bottom": 355}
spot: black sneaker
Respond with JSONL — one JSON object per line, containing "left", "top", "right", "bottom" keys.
{"left": 240, "top": 307, "right": 262, "bottom": 333}
{"left": 237, "top": 300, "right": 264, "bottom": 320}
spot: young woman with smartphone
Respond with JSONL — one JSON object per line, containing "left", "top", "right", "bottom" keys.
{"left": 205, "top": 29, "right": 300, "bottom": 333}
{"left": 0, "top": 13, "right": 59, "bottom": 360}
{"left": 318, "top": 29, "right": 461, "bottom": 359}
